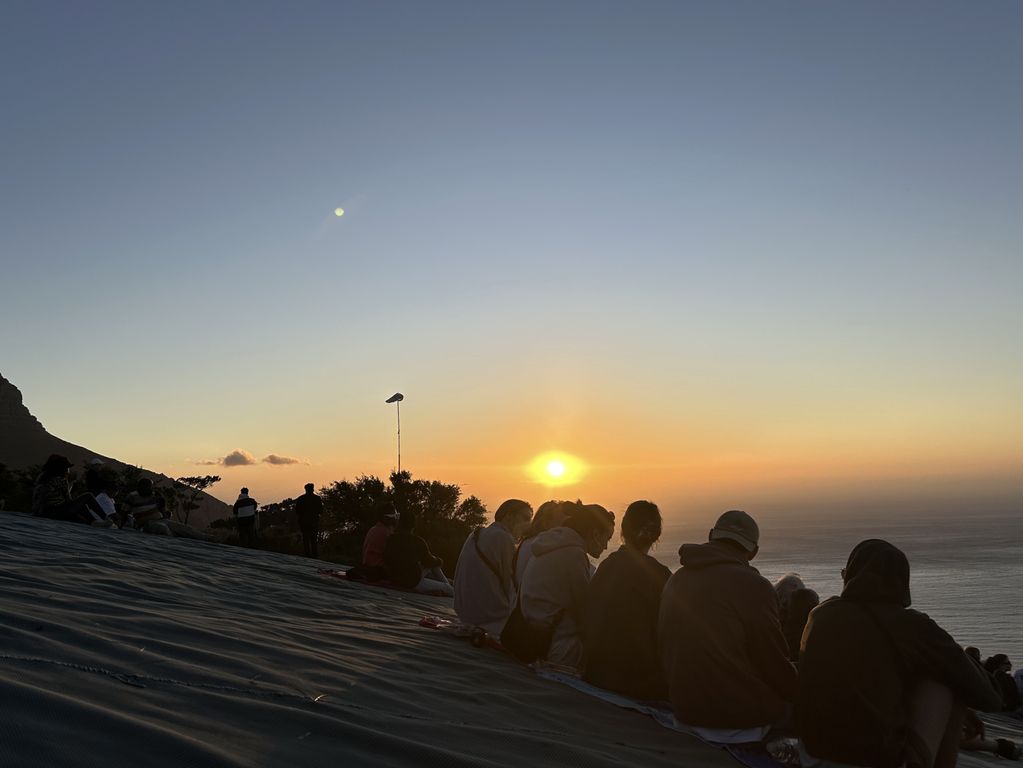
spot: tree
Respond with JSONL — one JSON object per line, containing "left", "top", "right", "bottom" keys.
{"left": 174, "top": 475, "right": 221, "bottom": 525}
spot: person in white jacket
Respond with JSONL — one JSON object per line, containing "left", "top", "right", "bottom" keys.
{"left": 454, "top": 499, "right": 533, "bottom": 634}
{"left": 517, "top": 503, "right": 614, "bottom": 670}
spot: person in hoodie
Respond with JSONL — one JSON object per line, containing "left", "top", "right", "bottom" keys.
{"left": 658, "top": 509, "right": 797, "bottom": 743}
{"left": 797, "top": 539, "right": 1004, "bottom": 768}
{"left": 513, "top": 499, "right": 572, "bottom": 590}
{"left": 583, "top": 500, "right": 672, "bottom": 700}
{"left": 514, "top": 502, "right": 615, "bottom": 670}
{"left": 233, "top": 487, "right": 258, "bottom": 547}
{"left": 454, "top": 498, "right": 533, "bottom": 634}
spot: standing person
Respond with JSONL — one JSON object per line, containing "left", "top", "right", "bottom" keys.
{"left": 505, "top": 503, "right": 614, "bottom": 669}
{"left": 658, "top": 510, "right": 797, "bottom": 742}
{"left": 797, "top": 539, "right": 1003, "bottom": 768}
{"left": 583, "top": 500, "right": 672, "bottom": 700}
{"left": 383, "top": 509, "right": 453, "bottom": 596}
{"left": 233, "top": 487, "right": 258, "bottom": 547}
{"left": 31, "top": 454, "right": 110, "bottom": 525}
{"left": 294, "top": 483, "right": 323, "bottom": 558}
{"left": 454, "top": 499, "right": 533, "bottom": 634}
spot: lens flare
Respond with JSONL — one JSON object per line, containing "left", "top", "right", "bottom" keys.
{"left": 527, "top": 451, "right": 586, "bottom": 487}
{"left": 334, "top": 208, "right": 345, "bottom": 217}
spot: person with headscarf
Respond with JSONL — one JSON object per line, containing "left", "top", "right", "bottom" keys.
{"left": 797, "top": 539, "right": 1003, "bottom": 768}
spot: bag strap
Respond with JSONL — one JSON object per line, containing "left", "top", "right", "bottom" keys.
{"left": 473, "top": 528, "right": 509, "bottom": 601}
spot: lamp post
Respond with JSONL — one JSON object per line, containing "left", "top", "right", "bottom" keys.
{"left": 385, "top": 393, "right": 404, "bottom": 473}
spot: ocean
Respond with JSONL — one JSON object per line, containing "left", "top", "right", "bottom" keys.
{"left": 651, "top": 509, "right": 1022, "bottom": 664}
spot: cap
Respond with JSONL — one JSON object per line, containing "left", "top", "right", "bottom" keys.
{"left": 710, "top": 509, "right": 759, "bottom": 552}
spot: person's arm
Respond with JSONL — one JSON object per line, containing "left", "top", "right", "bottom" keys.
{"left": 418, "top": 536, "right": 442, "bottom": 568}
{"left": 904, "top": 610, "right": 1003, "bottom": 711}
{"left": 747, "top": 581, "right": 799, "bottom": 702}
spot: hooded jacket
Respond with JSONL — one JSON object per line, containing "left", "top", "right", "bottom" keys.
{"left": 659, "top": 540, "right": 797, "bottom": 728}
{"left": 519, "top": 526, "right": 592, "bottom": 669}
{"left": 797, "top": 539, "right": 1003, "bottom": 768}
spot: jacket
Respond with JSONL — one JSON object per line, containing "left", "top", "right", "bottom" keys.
{"left": 797, "top": 539, "right": 1003, "bottom": 768}
{"left": 383, "top": 531, "right": 440, "bottom": 589}
{"left": 294, "top": 492, "right": 323, "bottom": 529}
{"left": 659, "top": 540, "right": 797, "bottom": 728}
{"left": 454, "top": 522, "right": 517, "bottom": 635}
{"left": 519, "top": 527, "right": 592, "bottom": 669}
{"left": 583, "top": 546, "right": 671, "bottom": 700}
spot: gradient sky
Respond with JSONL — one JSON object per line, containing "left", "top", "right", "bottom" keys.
{"left": 2, "top": 1, "right": 1021, "bottom": 516}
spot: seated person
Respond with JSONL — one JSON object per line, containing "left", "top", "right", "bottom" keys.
{"left": 797, "top": 539, "right": 1003, "bottom": 768}
{"left": 659, "top": 510, "right": 796, "bottom": 742}
{"left": 513, "top": 499, "right": 572, "bottom": 590}
{"left": 454, "top": 499, "right": 533, "bottom": 634}
{"left": 783, "top": 587, "right": 819, "bottom": 662}
{"left": 382, "top": 509, "right": 453, "bottom": 596}
{"left": 122, "top": 478, "right": 171, "bottom": 534}
{"left": 583, "top": 500, "right": 671, "bottom": 700}
{"left": 348, "top": 506, "right": 398, "bottom": 581}
{"left": 983, "top": 654, "right": 1021, "bottom": 712}
{"left": 31, "top": 454, "right": 110, "bottom": 526}
{"left": 508, "top": 502, "right": 614, "bottom": 670}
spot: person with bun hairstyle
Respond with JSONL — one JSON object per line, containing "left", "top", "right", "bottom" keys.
{"left": 583, "top": 500, "right": 671, "bottom": 700}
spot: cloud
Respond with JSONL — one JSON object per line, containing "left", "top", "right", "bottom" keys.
{"left": 262, "top": 454, "right": 302, "bottom": 466}
{"left": 223, "top": 449, "right": 258, "bottom": 466}
{"left": 195, "top": 459, "right": 222, "bottom": 466}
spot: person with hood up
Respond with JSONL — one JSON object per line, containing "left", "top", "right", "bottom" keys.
{"left": 454, "top": 498, "right": 533, "bottom": 635}
{"left": 506, "top": 502, "right": 614, "bottom": 670}
{"left": 583, "top": 500, "right": 672, "bottom": 700}
{"left": 658, "top": 510, "right": 797, "bottom": 743}
{"left": 797, "top": 539, "right": 1004, "bottom": 768}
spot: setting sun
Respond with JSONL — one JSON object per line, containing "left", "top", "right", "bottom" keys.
{"left": 527, "top": 451, "right": 587, "bottom": 487}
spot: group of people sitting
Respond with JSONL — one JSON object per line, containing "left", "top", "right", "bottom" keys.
{"left": 30, "top": 453, "right": 205, "bottom": 538}
{"left": 354, "top": 496, "right": 1021, "bottom": 768}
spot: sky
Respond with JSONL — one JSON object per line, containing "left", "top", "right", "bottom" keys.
{"left": 2, "top": 1, "right": 1021, "bottom": 518}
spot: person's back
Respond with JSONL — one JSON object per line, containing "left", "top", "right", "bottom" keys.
{"left": 798, "top": 539, "right": 1003, "bottom": 768}
{"left": 363, "top": 520, "right": 395, "bottom": 569}
{"left": 454, "top": 499, "right": 532, "bottom": 634}
{"left": 659, "top": 511, "right": 796, "bottom": 730}
{"left": 583, "top": 500, "right": 671, "bottom": 700}
{"left": 32, "top": 471, "right": 70, "bottom": 516}
{"left": 383, "top": 527, "right": 432, "bottom": 589}
{"left": 294, "top": 488, "right": 322, "bottom": 527}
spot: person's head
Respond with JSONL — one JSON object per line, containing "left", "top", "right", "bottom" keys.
{"left": 984, "top": 654, "right": 1012, "bottom": 674}
{"left": 137, "top": 478, "right": 154, "bottom": 496}
{"left": 42, "top": 454, "right": 73, "bottom": 478}
{"left": 621, "top": 500, "right": 662, "bottom": 554}
{"left": 494, "top": 498, "right": 533, "bottom": 538}
{"left": 774, "top": 573, "right": 807, "bottom": 614}
{"left": 708, "top": 509, "right": 760, "bottom": 560}
{"left": 786, "top": 587, "right": 820, "bottom": 630}
{"left": 964, "top": 646, "right": 982, "bottom": 663}
{"left": 840, "top": 539, "right": 911, "bottom": 607}
{"left": 564, "top": 502, "right": 615, "bottom": 558}
{"left": 397, "top": 508, "right": 416, "bottom": 532}
{"left": 240, "top": 487, "right": 249, "bottom": 496}
{"left": 523, "top": 500, "right": 572, "bottom": 540}
{"left": 377, "top": 503, "right": 399, "bottom": 529}
{"left": 304, "top": 483, "right": 315, "bottom": 494}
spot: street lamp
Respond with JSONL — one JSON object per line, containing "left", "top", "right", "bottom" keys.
{"left": 385, "top": 393, "right": 404, "bottom": 473}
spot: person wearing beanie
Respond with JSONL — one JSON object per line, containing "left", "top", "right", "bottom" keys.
{"left": 658, "top": 510, "right": 796, "bottom": 742}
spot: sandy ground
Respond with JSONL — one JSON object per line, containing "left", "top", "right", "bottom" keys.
{"left": 0, "top": 512, "right": 741, "bottom": 767}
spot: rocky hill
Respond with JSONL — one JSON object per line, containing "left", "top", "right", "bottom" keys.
{"left": 0, "top": 372, "right": 230, "bottom": 527}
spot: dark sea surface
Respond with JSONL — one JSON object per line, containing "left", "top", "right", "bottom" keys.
{"left": 653, "top": 509, "right": 1022, "bottom": 664}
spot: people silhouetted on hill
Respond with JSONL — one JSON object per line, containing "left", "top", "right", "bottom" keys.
{"left": 583, "top": 500, "right": 671, "bottom": 700}
{"left": 513, "top": 499, "right": 572, "bottom": 590}
{"left": 233, "top": 487, "right": 258, "bottom": 547}
{"left": 382, "top": 509, "right": 453, "bottom": 596}
{"left": 31, "top": 454, "right": 110, "bottom": 526}
{"left": 454, "top": 498, "right": 533, "bottom": 635}
{"left": 504, "top": 502, "right": 614, "bottom": 669}
{"left": 294, "top": 483, "right": 323, "bottom": 558}
{"left": 797, "top": 538, "right": 1003, "bottom": 768}
{"left": 659, "top": 510, "right": 796, "bottom": 742}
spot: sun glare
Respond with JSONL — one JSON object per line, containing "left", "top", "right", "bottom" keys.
{"left": 527, "top": 451, "right": 586, "bottom": 487}
{"left": 334, "top": 207, "right": 345, "bottom": 217}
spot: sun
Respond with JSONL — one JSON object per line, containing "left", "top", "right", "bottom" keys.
{"left": 334, "top": 207, "right": 345, "bottom": 217}
{"left": 527, "top": 451, "right": 586, "bottom": 487}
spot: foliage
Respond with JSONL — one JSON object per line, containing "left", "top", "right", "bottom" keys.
{"left": 174, "top": 475, "right": 221, "bottom": 525}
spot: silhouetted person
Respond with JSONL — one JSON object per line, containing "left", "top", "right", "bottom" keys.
{"left": 123, "top": 478, "right": 170, "bottom": 534}
{"left": 454, "top": 499, "right": 533, "bottom": 634}
{"left": 31, "top": 454, "right": 110, "bottom": 526}
{"left": 383, "top": 509, "right": 453, "bottom": 595}
{"left": 513, "top": 499, "right": 573, "bottom": 590}
{"left": 294, "top": 483, "right": 323, "bottom": 558}
{"left": 346, "top": 505, "right": 399, "bottom": 581}
{"left": 233, "top": 487, "right": 258, "bottom": 547}
{"left": 983, "top": 654, "right": 1021, "bottom": 712}
{"left": 583, "top": 500, "right": 671, "bottom": 700}
{"left": 659, "top": 510, "right": 796, "bottom": 741}
{"left": 505, "top": 502, "right": 614, "bottom": 669}
{"left": 798, "top": 539, "right": 1003, "bottom": 768}
{"left": 783, "top": 587, "right": 819, "bottom": 662}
